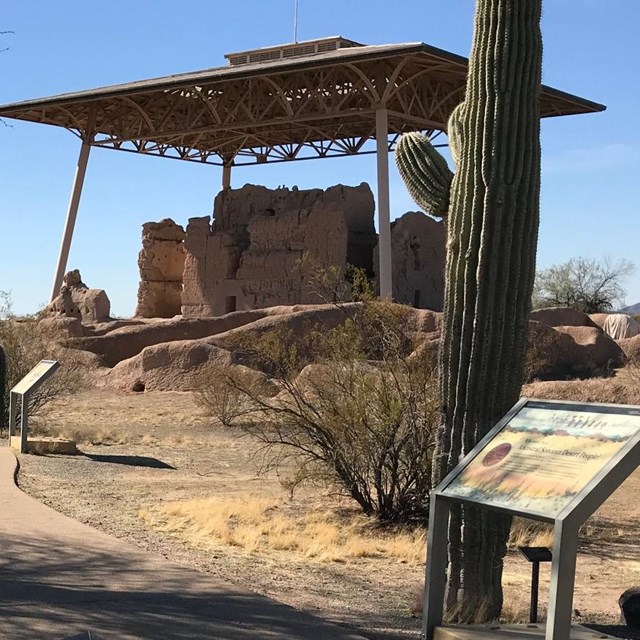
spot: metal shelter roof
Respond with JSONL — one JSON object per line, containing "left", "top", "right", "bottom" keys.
{"left": 0, "top": 41, "right": 605, "bottom": 167}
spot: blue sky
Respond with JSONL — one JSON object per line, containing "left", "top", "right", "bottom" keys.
{"left": 1, "top": 1, "right": 638, "bottom": 316}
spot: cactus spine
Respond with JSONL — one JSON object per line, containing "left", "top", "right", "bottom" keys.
{"left": 396, "top": 0, "right": 543, "bottom": 621}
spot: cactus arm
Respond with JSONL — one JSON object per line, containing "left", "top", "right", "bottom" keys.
{"left": 394, "top": 132, "right": 453, "bottom": 217}
{"left": 447, "top": 103, "right": 465, "bottom": 167}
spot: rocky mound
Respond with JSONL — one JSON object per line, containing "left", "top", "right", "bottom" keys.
{"left": 59, "top": 302, "right": 630, "bottom": 393}
{"left": 43, "top": 269, "right": 110, "bottom": 324}
{"left": 104, "top": 341, "right": 233, "bottom": 392}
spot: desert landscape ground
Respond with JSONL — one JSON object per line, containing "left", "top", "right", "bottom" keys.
{"left": 15, "top": 377, "right": 640, "bottom": 640}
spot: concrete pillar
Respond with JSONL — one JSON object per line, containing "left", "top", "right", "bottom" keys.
{"left": 376, "top": 108, "right": 392, "bottom": 299}
{"left": 50, "top": 141, "right": 91, "bottom": 301}
{"left": 222, "top": 164, "right": 232, "bottom": 190}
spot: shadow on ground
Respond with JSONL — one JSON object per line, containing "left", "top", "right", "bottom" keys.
{"left": 0, "top": 535, "right": 365, "bottom": 639}
{"left": 83, "top": 453, "right": 176, "bottom": 469}
{"left": 585, "top": 623, "right": 640, "bottom": 639}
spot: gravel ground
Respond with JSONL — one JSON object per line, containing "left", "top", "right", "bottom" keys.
{"left": 15, "top": 390, "right": 640, "bottom": 640}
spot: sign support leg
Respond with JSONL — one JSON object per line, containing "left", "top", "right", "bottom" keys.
{"left": 8, "top": 391, "right": 17, "bottom": 441}
{"left": 546, "top": 520, "right": 578, "bottom": 640}
{"left": 530, "top": 560, "right": 540, "bottom": 623}
{"left": 422, "top": 494, "right": 450, "bottom": 640}
{"left": 19, "top": 392, "right": 29, "bottom": 454}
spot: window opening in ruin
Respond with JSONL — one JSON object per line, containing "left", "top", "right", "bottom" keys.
{"left": 414, "top": 290, "right": 421, "bottom": 308}
{"left": 410, "top": 237, "right": 422, "bottom": 271}
{"left": 225, "top": 296, "right": 237, "bottom": 313}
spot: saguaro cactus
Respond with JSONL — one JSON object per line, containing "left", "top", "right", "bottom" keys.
{"left": 396, "top": 0, "right": 542, "bottom": 621}
{"left": 0, "top": 343, "right": 6, "bottom": 433}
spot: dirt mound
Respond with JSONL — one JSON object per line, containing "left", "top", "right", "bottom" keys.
{"left": 524, "top": 376, "right": 639, "bottom": 405}
{"left": 62, "top": 300, "right": 631, "bottom": 393}
{"left": 67, "top": 309, "right": 282, "bottom": 367}
{"left": 104, "top": 340, "right": 234, "bottom": 392}
{"left": 556, "top": 325, "right": 625, "bottom": 372}
{"left": 530, "top": 306, "right": 599, "bottom": 328}
{"left": 67, "top": 304, "right": 348, "bottom": 367}
{"left": 40, "top": 317, "right": 84, "bottom": 338}
{"left": 619, "top": 335, "right": 640, "bottom": 361}
{"left": 525, "top": 321, "right": 624, "bottom": 381}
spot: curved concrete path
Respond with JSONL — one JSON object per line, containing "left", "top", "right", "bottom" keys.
{"left": 0, "top": 447, "right": 368, "bottom": 640}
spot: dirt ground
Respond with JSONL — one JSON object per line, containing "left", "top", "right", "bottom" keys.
{"left": 16, "top": 389, "right": 640, "bottom": 640}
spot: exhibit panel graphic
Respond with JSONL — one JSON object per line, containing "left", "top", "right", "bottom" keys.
{"left": 442, "top": 402, "right": 640, "bottom": 518}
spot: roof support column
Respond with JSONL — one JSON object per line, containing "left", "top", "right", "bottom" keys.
{"left": 50, "top": 140, "right": 91, "bottom": 301}
{"left": 222, "top": 163, "right": 232, "bottom": 190}
{"left": 376, "top": 107, "right": 392, "bottom": 299}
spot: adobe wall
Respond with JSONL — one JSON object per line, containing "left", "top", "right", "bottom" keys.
{"left": 181, "top": 184, "right": 377, "bottom": 317}
{"left": 374, "top": 211, "right": 446, "bottom": 311}
{"left": 135, "top": 219, "right": 186, "bottom": 318}
{"left": 135, "top": 187, "right": 447, "bottom": 318}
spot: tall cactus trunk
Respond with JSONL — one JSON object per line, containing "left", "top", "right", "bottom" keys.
{"left": 433, "top": 0, "right": 543, "bottom": 621}
{"left": 0, "top": 343, "right": 6, "bottom": 434}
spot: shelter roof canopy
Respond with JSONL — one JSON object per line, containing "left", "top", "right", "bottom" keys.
{"left": 0, "top": 42, "right": 605, "bottom": 166}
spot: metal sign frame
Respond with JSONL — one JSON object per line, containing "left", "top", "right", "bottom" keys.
{"left": 8, "top": 360, "right": 60, "bottom": 453}
{"left": 422, "top": 398, "right": 640, "bottom": 640}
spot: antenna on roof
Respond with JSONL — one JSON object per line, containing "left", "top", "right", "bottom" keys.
{"left": 293, "top": 0, "right": 299, "bottom": 43}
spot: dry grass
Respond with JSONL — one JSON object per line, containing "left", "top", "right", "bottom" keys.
{"left": 508, "top": 516, "right": 631, "bottom": 552}
{"left": 523, "top": 363, "right": 640, "bottom": 406}
{"left": 508, "top": 518, "right": 554, "bottom": 549}
{"left": 28, "top": 419, "right": 124, "bottom": 445}
{"left": 140, "top": 495, "right": 427, "bottom": 564}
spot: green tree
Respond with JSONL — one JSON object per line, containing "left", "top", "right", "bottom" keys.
{"left": 395, "top": 0, "right": 543, "bottom": 621}
{"left": 533, "top": 257, "right": 634, "bottom": 313}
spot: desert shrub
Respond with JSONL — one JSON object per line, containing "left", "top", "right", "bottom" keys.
{"left": 196, "top": 363, "right": 274, "bottom": 427}
{"left": 523, "top": 323, "right": 558, "bottom": 382}
{"left": 0, "top": 292, "right": 90, "bottom": 433}
{"left": 199, "top": 301, "right": 439, "bottom": 523}
{"left": 297, "top": 255, "right": 376, "bottom": 304}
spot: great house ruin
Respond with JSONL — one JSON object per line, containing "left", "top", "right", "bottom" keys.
{"left": 136, "top": 183, "right": 447, "bottom": 318}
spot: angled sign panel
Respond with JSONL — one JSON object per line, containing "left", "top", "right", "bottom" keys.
{"left": 440, "top": 399, "right": 640, "bottom": 520}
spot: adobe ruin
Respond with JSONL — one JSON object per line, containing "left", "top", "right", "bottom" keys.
{"left": 136, "top": 220, "right": 186, "bottom": 318}
{"left": 135, "top": 183, "right": 446, "bottom": 317}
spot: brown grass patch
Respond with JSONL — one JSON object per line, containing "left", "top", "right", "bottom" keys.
{"left": 523, "top": 364, "right": 640, "bottom": 406}
{"left": 140, "top": 495, "right": 427, "bottom": 564}
{"left": 508, "top": 518, "right": 554, "bottom": 549}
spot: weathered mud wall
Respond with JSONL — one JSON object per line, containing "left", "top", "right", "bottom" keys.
{"left": 181, "top": 184, "right": 377, "bottom": 317}
{"left": 136, "top": 187, "right": 447, "bottom": 318}
{"left": 374, "top": 211, "right": 446, "bottom": 311}
{"left": 135, "top": 219, "right": 185, "bottom": 318}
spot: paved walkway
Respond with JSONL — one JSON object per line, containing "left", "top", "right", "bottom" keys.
{"left": 0, "top": 447, "right": 368, "bottom": 640}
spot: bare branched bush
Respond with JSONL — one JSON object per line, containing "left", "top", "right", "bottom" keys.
{"left": 196, "top": 363, "right": 274, "bottom": 427}
{"left": 198, "top": 301, "right": 439, "bottom": 523}
{"left": 533, "top": 256, "right": 635, "bottom": 313}
{"left": 297, "top": 254, "right": 375, "bottom": 304}
{"left": 0, "top": 292, "right": 91, "bottom": 433}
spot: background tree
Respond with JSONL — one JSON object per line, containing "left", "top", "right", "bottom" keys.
{"left": 533, "top": 257, "right": 635, "bottom": 313}
{"left": 396, "top": 0, "right": 543, "bottom": 621}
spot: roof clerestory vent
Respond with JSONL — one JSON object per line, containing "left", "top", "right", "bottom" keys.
{"left": 225, "top": 37, "right": 364, "bottom": 67}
